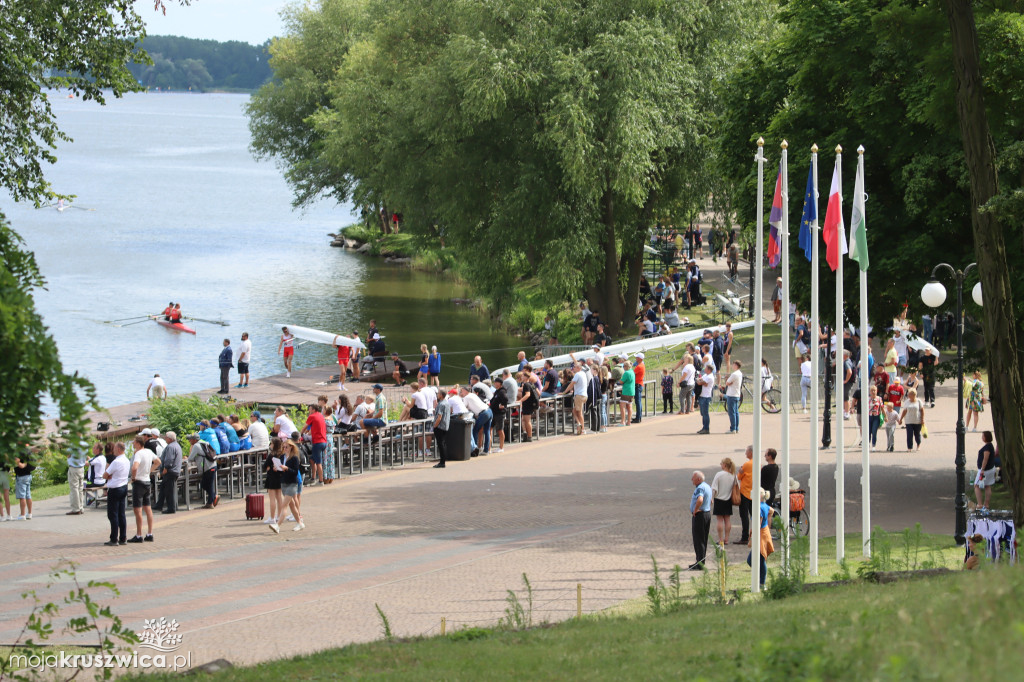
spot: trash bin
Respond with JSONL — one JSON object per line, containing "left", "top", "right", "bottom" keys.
{"left": 446, "top": 416, "right": 473, "bottom": 462}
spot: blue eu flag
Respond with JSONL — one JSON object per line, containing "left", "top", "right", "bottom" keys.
{"left": 797, "top": 165, "right": 817, "bottom": 262}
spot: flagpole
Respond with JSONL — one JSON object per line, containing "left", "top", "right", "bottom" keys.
{"left": 809, "top": 144, "right": 820, "bottom": 575}
{"left": 834, "top": 144, "right": 845, "bottom": 564}
{"left": 752, "top": 137, "right": 765, "bottom": 593}
{"left": 858, "top": 145, "right": 871, "bottom": 557}
{"left": 780, "top": 140, "right": 791, "bottom": 571}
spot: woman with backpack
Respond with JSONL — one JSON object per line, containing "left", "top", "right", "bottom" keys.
{"left": 187, "top": 433, "right": 219, "bottom": 509}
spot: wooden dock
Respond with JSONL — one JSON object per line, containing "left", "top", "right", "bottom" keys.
{"left": 46, "top": 362, "right": 420, "bottom": 440}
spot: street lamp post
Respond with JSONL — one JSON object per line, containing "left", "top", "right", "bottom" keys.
{"left": 822, "top": 324, "right": 832, "bottom": 448}
{"left": 748, "top": 244, "right": 755, "bottom": 316}
{"left": 921, "top": 263, "right": 980, "bottom": 546}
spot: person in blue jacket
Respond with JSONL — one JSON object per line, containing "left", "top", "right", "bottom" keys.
{"left": 216, "top": 415, "right": 241, "bottom": 452}
{"left": 218, "top": 339, "right": 233, "bottom": 394}
{"left": 210, "top": 419, "right": 232, "bottom": 454}
{"left": 427, "top": 345, "right": 442, "bottom": 387}
{"left": 197, "top": 421, "right": 222, "bottom": 455}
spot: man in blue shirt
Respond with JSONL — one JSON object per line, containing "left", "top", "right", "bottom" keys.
{"left": 689, "top": 471, "right": 713, "bottom": 570}
{"left": 218, "top": 339, "right": 233, "bottom": 394}
{"left": 468, "top": 356, "right": 490, "bottom": 383}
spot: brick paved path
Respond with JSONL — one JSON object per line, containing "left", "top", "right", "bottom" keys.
{"left": 0, "top": 381, "right": 985, "bottom": 667}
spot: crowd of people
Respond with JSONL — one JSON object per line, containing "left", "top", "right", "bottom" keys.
{"left": 690, "top": 445, "right": 791, "bottom": 585}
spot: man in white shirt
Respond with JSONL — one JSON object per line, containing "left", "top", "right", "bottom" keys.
{"left": 248, "top": 411, "right": 271, "bottom": 449}
{"left": 236, "top": 332, "right": 252, "bottom": 389}
{"left": 562, "top": 363, "right": 590, "bottom": 435}
{"left": 800, "top": 355, "right": 813, "bottom": 413}
{"left": 448, "top": 389, "right": 468, "bottom": 416}
{"left": 459, "top": 386, "right": 491, "bottom": 455}
{"left": 102, "top": 443, "right": 131, "bottom": 546}
{"left": 679, "top": 357, "right": 697, "bottom": 414}
{"left": 352, "top": 396, "right": 372, "bottom": 431}
{"left": 696, "top": 365, "right": 716, "bottom": 435}
{"left": 146, "top": 374, "right": 167, "bottom": 400}
{"left": 421, "top": 381, "right": 438, "bottom": 415}
{"left": 721, "top": 361, "right": 744, "bottom": 434}
{"left": 129, "top": 435, "right": 160, "bottom": 544}
{"left": 892, "top": 329, "right": 908, "bottom": 367}
{"left": 469, "top": 375, "right": 494, "bottom": 401}
{"left": 273, "top": 406, "right": 297, "bottom": 439}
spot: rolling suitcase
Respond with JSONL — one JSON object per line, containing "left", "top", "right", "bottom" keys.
{"left": 245, "top": 493, "right": 265, "bottom": 520}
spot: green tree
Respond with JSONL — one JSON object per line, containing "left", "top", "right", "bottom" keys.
{"left": 0, "top": 1, "right": 190, "bottom": 464}
{"left": 126, "top": 36, "right": 273, "bottom": 91}
{"left": 250, "top": 0, "right": 763, "bottom": 334}
{"left": 942, "top": 0, "right": 1024, "bottom": 526}
{"left": 717, "top": 0, "right": 1024, "bottom": 524}
{"left": 0, "top": 0, "right": 148, "bottom": 203}
{"left": 0, "top": 215, "right": 97, "bottom": 460}
{"left": 718, "top": 0, "right": 1024, "bottom": 327}
{"left": 180, "top": 58, "right": 213, "bottom": 91}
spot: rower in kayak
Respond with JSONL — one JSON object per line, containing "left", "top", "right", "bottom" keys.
{"left": 160, "top": 302, "right": 174, "bottom": 321}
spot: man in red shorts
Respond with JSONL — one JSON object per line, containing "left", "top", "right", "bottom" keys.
{"left": 336, "top": 338, "right": 351, "bottom": 391}
{"left": 278, "top": 327, "right": 295, "bottom": 378}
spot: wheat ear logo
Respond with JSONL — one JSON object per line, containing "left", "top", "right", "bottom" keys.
{"left": 139, "top": 617, "right": 183, "bottom": 652}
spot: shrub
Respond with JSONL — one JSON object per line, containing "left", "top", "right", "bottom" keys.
{"left": 146, "top": 394, "right": 233, "bottom": 437}
{"left": 37, "top": 446, "right": 69, "bottom": 486}
{"left": 341, "top": 223, "right": 377, "bottom": 244}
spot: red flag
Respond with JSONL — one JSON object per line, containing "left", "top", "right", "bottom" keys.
{"left": 822, "top": 159, "right": 848, "bottom": 271}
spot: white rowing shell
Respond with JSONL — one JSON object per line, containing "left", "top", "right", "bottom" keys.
{"left": 274, "top": 323, "right": 367, "bottom": 350}
{"left": 491, "top": 319, "right": 758, "bottom": 377}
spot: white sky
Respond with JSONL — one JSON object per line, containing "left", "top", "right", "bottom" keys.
{"left": 134, "top": 0, "right": 292, "bottom": 45}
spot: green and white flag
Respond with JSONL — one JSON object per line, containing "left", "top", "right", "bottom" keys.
{"left": 849, "top": 151, "right": 869, "bottom": 271}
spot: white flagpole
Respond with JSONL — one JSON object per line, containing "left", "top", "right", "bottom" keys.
{"left": 834, "top": 144, "right": 845, "bottom": 564}
{"left": 858, "top": 145, "right": 871, "bottom": 557}
{"left": 780, "top": 140, "right": 791, "bottom": 571}
{"left": 809, "top": 143, "right": 820, "bottom": 575}
{"left": 752, "top": 137, "right": 765, "bottom": 593}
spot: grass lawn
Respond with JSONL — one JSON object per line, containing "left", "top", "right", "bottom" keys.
{"left": 20, "top": 482, "right": 65, "bottom": 503}
{"left": 142, "top": 561, "right": 1020, "bottom": 681}
{"left": 132, "top": 531, "right": 1008, "bottom": 681}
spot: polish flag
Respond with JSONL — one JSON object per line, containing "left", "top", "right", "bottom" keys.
{"left": 822, "top": 159, "right": 848, "bottom": 272}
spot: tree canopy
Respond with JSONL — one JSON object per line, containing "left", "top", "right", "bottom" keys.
{"left": 0, "top": 0, "right": 147, "bottom": 204}
{"left": 249, "top": 0, "right": 764, "bottom": 333}
{"left": 716, "top": 0, "right": 1024, "bottom": 334}
{"left": 128, "top": 35, "right": 273, "bottom": 92}
{"left": 0, "top": 1, "right": 188, "bottom": 463}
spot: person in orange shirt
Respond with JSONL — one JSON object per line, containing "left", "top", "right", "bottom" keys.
{"left": 632, "top": 353, "right": 646, "bottom": 423}
{"left": 735, "top": 445, "right": 753, "bottom": 544}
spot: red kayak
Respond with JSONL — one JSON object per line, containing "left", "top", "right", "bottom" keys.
{"left": 152, "top": 317, "right": 196, "bottom": 335}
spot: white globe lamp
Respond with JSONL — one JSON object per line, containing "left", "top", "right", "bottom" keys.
{"left": 921, "top": 280, "right": 947, "bottom": 309}
{"left": 972, "top": 282, "right": 983, "bottom": 306}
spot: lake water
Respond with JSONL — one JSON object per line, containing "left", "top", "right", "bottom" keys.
{"left": 1, "top": 93, "right": 521, "bottom": 409}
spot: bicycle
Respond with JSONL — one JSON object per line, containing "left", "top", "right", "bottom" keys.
{"left": 769, "top": 489, "right": 810, "bottom": 540}
{"left": 735, "top": 377, "right": 781, "bottom": 414}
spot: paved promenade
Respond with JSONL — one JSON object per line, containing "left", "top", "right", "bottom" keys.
{"left": 0, "top": 383, "right": 986, "bottom": 667}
